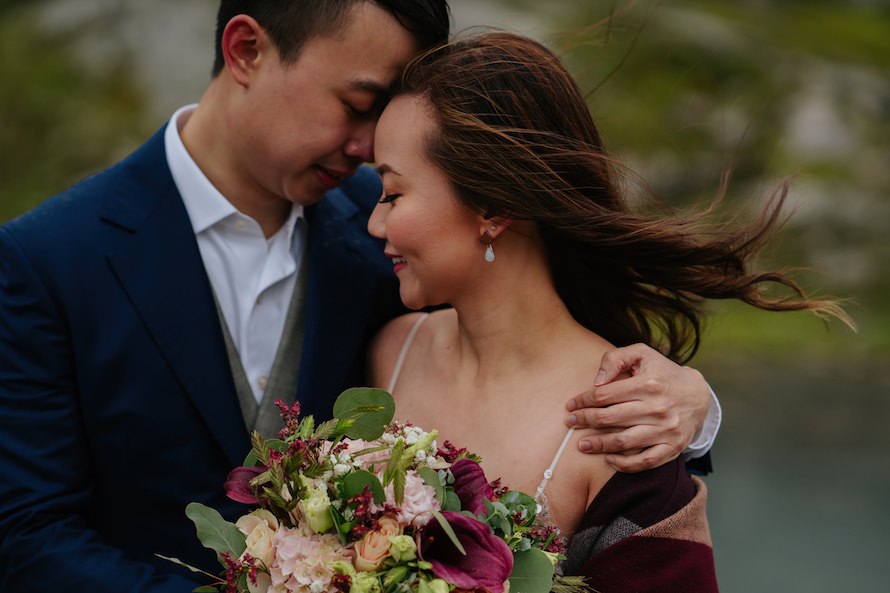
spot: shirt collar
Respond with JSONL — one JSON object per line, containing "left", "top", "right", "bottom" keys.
{"left": 164, "top": 104, "right": 304, "bottom": 237}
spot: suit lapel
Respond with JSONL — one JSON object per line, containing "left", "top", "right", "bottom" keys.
{"left": 101, "top": 128, "right": 248, "bottom": 467}
{"left": 297, "top": 193, "right": 381, "bottom": 421}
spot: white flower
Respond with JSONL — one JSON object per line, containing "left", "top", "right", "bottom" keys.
{"left": 236, "top": 509, "right": 280, "bottom": 568}
{"left": 269, "top": 526, "right": 352, "bottom": 593}
{"left": 384, "top": 471, "right": 440, "bottom": 528}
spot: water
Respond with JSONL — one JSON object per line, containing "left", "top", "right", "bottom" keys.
{"left": 700, "top": 356, "right": 890, "bottom": 592}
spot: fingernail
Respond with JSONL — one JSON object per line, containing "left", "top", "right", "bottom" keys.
{"left": 566, "top": 414, "right": 577, "bottom": 427}
{"left": 605, "top": 455, "right": 617, "bottom": 466}
{"left": 579, "top": 439, "right": 591, "bottom": 452}
{"left": 595, "top": 370, "right": 606, "bottom": 386}
{"left": 566, "top": 398, "right": 577, "bottom": 411}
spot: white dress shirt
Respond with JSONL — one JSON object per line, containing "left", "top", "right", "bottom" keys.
{"left": 165, "top": 105, "right": 305, "bottom": 403}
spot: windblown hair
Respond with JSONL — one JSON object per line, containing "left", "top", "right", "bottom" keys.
{"left": 212, "top": 0, "right": 451, "bottom": 76}
{"left": 396, "top": 31, "right": 850, "bottom": 363}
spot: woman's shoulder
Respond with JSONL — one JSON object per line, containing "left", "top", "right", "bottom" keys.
{"left": 369, "top": 310, "right": 457, "bottom": 389}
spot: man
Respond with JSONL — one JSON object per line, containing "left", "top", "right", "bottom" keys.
{"left": 0, "top": 2, "right": 716, "bottom": 591}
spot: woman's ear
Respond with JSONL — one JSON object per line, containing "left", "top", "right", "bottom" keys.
{"left": 220, "top": 15, "right": 267, "bottom": 87}
{"left": 478, "top": 217, "right": 513, "bottom": 244}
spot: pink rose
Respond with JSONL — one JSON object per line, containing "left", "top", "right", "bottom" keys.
{"left": 354, "top": 515, "right": 402, "bottom": 572}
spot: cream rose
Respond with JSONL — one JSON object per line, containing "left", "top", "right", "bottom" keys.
{"left": 353, "top": 515, "right": 402, "bottom": 572}
{"left": 235, "top": 509, "right": 279, "bottom": 568}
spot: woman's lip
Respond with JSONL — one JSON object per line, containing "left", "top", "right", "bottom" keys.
{"left": 386, "top": 253, "right": 407, "bottom": 273}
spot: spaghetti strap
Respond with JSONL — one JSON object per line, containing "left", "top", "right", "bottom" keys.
{"left": 386, "top": 314, "right": 430, "bottom": 394}
{"left": 534, "top": 427, "right": 575, "bottom": 503}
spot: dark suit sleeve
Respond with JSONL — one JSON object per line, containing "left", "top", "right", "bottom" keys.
{"left": 0, "top": 229, "right": 199, "bottom": 592}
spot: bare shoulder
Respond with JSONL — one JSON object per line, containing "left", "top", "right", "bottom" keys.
{"left": 367, "top": 312, "right": 430, "bottom": 388}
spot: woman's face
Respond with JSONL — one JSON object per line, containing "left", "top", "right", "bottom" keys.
{"left": 368, "top": 95, "right": 487, "bottom": 310}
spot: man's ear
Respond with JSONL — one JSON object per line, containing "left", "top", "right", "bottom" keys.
{"left": 220, "top": 15, "right": 267, "bottom": 87}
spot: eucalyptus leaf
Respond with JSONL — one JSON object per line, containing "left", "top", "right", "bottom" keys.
{"left": 185, "top": 502, "right": 246, "bottom": 558}
{"left": 431, "top": 509, "right": 466, "bottom": 556}
{"left": 332, "top": 388, "right": 395, "bottom": 440}
{"left": 342, "top": 469, "right": 386, "bottom": 503}
{"left": 417, "top": 466, "right": 446, "bottom": 504}
{"left": 501, "top": 490, "right": 538, "bottom": 523}
{"left": 510, "top": 549, "right": 555, "bottom": 593}
{"left": 443, "top": 490, "right": 462, "bottom": 512}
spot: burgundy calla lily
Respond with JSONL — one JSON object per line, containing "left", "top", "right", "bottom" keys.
{"left": 450, "top": 457, "right": 494, "bottom": 515}
{"left": 420, "top": 511, "right": 513, "bottom": 593}
{"left": 224, "top": 465, "right": 265, "bottom": 504}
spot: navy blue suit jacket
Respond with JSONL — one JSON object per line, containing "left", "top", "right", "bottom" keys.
{"left": 0, "top": 127, "right": 403, "bottom": 592}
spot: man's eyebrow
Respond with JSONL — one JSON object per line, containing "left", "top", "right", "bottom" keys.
{"left": 349, "top": 78, "right": 392, "bottom": 96}
{"left": 376, "top": 164, "right": 400, "bottom": 176}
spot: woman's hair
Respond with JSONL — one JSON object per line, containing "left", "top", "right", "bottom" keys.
{"left": 212, "top": 0, "right": 451, "bottom": 77}
{"left": 396, "top": 31, "right": 850, "bottom": 363}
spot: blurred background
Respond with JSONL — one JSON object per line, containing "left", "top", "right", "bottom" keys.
{"left": 1, "top": 0, "right": 887, "bottom": 590}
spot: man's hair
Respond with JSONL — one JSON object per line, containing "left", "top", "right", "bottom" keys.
{"left": 212, "top": 0, "right": 450, "bottom": 77}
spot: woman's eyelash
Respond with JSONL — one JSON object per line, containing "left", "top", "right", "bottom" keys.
{"left": 378, "top": 194, "right": 401, "bottom": 204}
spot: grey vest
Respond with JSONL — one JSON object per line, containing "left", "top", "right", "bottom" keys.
{"left": 216, "top": 251, "right": 309, "bottom": 439}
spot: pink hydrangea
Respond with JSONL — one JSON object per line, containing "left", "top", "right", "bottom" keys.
{"left": 268, "top": 526, "right": 352, "bottom": 593}
{"left": 340, "top": 438, "right": 390, "bottom": 471}
{"left": 384, "top": 470, "right": 440, "bottom": 528}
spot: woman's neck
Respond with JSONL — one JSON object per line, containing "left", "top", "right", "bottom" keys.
{"left": 448, "top": 260, "right": 600, "bottom": 391}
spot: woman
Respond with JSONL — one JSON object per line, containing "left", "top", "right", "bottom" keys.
{"left": 366, "top": 31, "right": 848, "bottom": 590}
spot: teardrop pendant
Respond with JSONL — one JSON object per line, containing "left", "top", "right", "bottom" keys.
{"left": 484, "top": 243, "right": 495, "bottom": 263}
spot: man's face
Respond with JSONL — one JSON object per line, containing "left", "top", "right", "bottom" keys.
{"left": 235, "top": 2, "right": 419, "bottom": 207}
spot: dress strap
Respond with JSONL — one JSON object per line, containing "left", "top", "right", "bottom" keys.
{"left": 534, "top": 427, "right": 575, "bottom": 503}
{"left": 386, "top": 314, "right": 430, "bottom": 394}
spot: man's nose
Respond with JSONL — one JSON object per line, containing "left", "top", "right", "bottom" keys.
{"left": 345, "top": 121, "right": 375, "bottom": 162}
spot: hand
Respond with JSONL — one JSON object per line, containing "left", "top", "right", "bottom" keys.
{"left": 565, "top": 343, "right": 710, "bottom": 472}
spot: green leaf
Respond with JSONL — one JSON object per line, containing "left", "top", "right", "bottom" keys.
{"left": 244, "top": 437, "right": 287, "bottom": 466}
{"left": 383, "top": 438, "right": 405, "bottom": 484}
{"left": 431, "top": 509, "right": 466, "bottom": 556}
{"left": 501, "top": 490, "right": 538, "bottom": 524}
{"left": 332, "top": 388, "right": 395, "bottom": 440}
{"left": 185, "top": 502, "right": 246, "bottom": 559}
{"left": 313, "top": 418, "right": 342, "bottom": 440}
{"left": 194, "top": 587, "right": 220, "bottom": 593}
{"left": 443, "top": 490, "right": 462, "bottom": 512}
{"left": 391, "top": 463, "right": 406, "bottom": 505}
{"left": 509, "top": 549, "right": 555, "bottom": 593}
{"left": 550, "top": 575, "right": 592, "bottom": 593}
{"left": 417, "top": 466, "right": 446, "bottom": 504}
{"left": 342, "top": 469, "right": 386, "bottom": 503}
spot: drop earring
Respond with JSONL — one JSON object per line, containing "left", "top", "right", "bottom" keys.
{"left": 480, "top": 224, "right": 497, "bottom": 263}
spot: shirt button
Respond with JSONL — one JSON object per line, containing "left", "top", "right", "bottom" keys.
{"left": 257, "top": 376, "right": 268, "bottom": 390}
{"left": 235, "top": 219, "right": 248, "bottom": 230}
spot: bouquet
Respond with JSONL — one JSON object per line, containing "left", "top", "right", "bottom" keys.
{"left": 163, "top": 388, "right": 587, "bottom": 593}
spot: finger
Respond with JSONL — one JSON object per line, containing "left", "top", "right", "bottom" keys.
{"left": 592, "top": 370, "right": 678, "bottom": 408}
{"left": 593, "top": 344, "right": 654, "bottom": 387}
{"left": 577, "top": 424, "right": 665, "bottom": 455}
{"left": 595, "top": 345, "right": 642, "bottom": 386}
{"left": 605, "top": 444, "right": 681, "bottom": 473}
{"left": 567, "top": 371, "right": 649, "bottom": 412}
{"left": 567, "top": 400, "right": 653, "bottom": 430}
